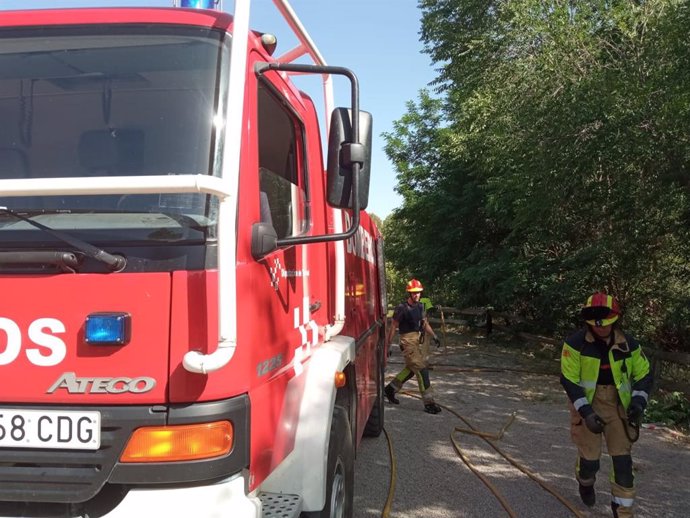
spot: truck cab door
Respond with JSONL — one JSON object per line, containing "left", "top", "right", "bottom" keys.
{"left": 254, "top": 74, "right": 311, "bottom": 345}
{"left": 235, "top": 55, "right": 315, "bottom": 484}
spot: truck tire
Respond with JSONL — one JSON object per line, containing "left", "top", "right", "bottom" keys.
{"left": 363, "top": 344, "right": 384, "bottom": 437}
{"left": 301, "top": 405, "right": 354, "bottom": 518}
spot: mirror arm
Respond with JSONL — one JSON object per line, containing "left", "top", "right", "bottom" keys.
{"left": 256, "top": 61, "right": 363, "bottom": 247}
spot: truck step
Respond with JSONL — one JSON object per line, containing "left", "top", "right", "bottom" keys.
{"left": 259, "top": 492, "right": 302, "bottom": 518}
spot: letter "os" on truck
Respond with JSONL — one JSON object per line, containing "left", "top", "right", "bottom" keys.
{"left": 0, "top": 317, "right": 66, "bottom": 367}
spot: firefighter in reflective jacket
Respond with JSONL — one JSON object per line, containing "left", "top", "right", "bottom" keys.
{"left": 560, "top": 293, "right": 653, "bottom": 518}
{"left": 384, "top": 279, "right": 442, "bottom": 414}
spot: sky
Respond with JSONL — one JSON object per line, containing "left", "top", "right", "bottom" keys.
{"left": 0, "top": 0, "right": 437, "bottom": 219}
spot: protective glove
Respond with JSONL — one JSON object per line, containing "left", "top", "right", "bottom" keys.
{"left": 579, "top": 405, "right": 605, "bottom": 434}
{"left": 584, "top": 412, "right": 605, "bottom": 434}
{"left": 627, "top": 397, "right": 645, "bottom": 427}
{"left": 433, "top": 336, "right": 441, "bottom": 348}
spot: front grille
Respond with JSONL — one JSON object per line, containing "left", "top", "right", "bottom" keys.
{"left": 0, "top": 406, "right": 165, "bottom": 503}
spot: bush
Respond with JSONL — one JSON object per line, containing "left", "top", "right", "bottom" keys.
{"left": 645, "top": 391, "right": 690, "bottom": 432}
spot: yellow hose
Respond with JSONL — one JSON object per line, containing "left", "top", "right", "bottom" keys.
{"left": 449, "top": 431, "right": 518, "bottom": 517}
{"left": 454, "top": 412, "right": 516, "bottom": 440}
{"left": 443, "top": 403, "right": 586, "bottom": 518}
{"left": 394, "top": 391, "right": 586, "bottom": 518}
{"left": 380, "top": 427, "right": 396, "bottom": 518}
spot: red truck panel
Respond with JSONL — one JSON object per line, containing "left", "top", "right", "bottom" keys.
{"left": 0, "top": 273, "right": 171, "bottom": 404}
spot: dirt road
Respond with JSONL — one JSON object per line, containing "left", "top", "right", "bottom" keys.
{"left": 354, "top": 329, "right": 690, "bottom": 517}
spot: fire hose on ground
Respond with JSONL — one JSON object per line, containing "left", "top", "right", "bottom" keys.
{"left": 377, "top": 366, "right": 587, "bottom": 518}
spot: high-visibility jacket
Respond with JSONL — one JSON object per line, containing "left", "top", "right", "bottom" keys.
{"left": 560, "top": 327, "right": 653, "bottom": 413}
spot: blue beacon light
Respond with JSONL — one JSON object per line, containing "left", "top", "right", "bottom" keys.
{"left": 179, "top": 0, "right": 217, "bottom": 9}
{"left": 85, "top": 313, "right": 131, "bottom": 345}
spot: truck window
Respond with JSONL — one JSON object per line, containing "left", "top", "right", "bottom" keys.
{"left": 0, "top": 25, "right": 227, "bottom": 244}
{"left": 257, "top": 84, "right": 307, "bottom": 240}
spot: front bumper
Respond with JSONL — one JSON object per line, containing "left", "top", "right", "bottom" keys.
{"left": 0, "top": 397, "right": 250, "bottom": 516}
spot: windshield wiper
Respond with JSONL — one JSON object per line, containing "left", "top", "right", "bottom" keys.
{"left": 0, "top": 206, "right": 126, "bottom": 272}
{"left": 0, "top": 250, "right": 81, "bottom": 272}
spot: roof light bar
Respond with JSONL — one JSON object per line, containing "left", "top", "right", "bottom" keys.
{"left": 176, "top": 0, "right": 220, "bottom": 10}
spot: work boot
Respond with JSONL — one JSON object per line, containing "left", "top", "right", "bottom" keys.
{"left": 578, "top": 483, "right": 595, "bottom": 507}
{"left": 384, "top": 384, "right": 399, "bottom": 404}
{"left": 424, "top": 402, "right": 442, "bottom": 414}
{"left": 611, "top": 502, "right": 633, "bottom": 518}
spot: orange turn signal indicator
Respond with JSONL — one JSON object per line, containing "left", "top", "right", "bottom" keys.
{"left": 334, "top": 371, "right": 347, "bottom": 388}
{"left": 120, "top": 421, "right": 233, "bottom": 463}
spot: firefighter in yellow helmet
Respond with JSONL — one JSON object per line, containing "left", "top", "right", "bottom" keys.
{"left": 560, "top": 293, "right": 653, "bottom": 518}
{"left": 384, "top": 279, "right": 442, "bottom": 414}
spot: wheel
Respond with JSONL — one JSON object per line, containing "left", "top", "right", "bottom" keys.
{"left": 301, "top": 406, "right": 354, "bottom": 518}
{"left": 363, "top": 343, "right": 384, "bottom": 437}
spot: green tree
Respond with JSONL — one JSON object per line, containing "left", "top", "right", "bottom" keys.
{"left": 383, "top": 0, "right": 690, "bottom": 348}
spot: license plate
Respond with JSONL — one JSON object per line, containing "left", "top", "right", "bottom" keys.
{"left": 0, "top": 408, "right": 101, "bottom": 450}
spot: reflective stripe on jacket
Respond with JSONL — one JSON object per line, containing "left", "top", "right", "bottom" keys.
{"left": 560, "top": 327, "right": 653, "bottom": 411}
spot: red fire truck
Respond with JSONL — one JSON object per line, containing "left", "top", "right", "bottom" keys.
{"left": 0, "top": 1, "right": 387, "bottom": 516}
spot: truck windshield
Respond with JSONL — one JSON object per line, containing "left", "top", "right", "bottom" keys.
{"left": 0, "top": 25, "right": 228, "bottom": 244}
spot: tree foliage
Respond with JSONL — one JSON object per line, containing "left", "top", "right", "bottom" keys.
{"left": 383, "top": 0, "right": 690, "bottom": 348}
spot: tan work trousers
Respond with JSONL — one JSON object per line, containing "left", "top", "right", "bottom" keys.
{"left": 569, "top": 385, "right": 636, "bottom": 517}
{"left": 400, "top": 331, "right": 427, "bottom": 371}
{"left": 396, "top": 332, "right": 434, "bottom": 403}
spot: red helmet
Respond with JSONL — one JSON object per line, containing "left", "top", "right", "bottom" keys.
{"left": 581, "top": 292, "right": 620, "bottom": 326}
{"left": 406, "top": 279, "right": 424, "bottom": 293}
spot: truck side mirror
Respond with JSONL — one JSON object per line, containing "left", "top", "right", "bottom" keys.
{"left": 326, "top": 108, "right": 372, "bottom": 210}
{"left": 251, "top": 222, "right": 278, "bottom": 259}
